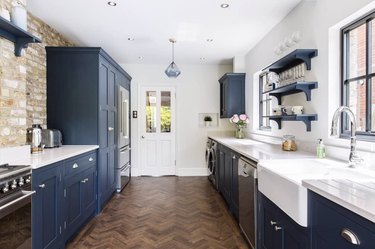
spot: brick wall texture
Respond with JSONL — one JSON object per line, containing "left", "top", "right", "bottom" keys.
{"left": 0, "top": 0, "right": 73, "bottom": 146}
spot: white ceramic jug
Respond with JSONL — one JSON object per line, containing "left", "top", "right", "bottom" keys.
{"left": 10, "top": 2, "right": 27, "bottom": 30}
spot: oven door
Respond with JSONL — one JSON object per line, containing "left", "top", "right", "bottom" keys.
{"left": 0, "top": 190, "right": 35, "bottom": 249}
{"left": 117, "top": 163, "right": 131, "bottom": 192}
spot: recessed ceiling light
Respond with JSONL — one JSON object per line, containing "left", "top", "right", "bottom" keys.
{"left": 220, "top": 3, "right": 229, "bottom": 8}
{"left": 206, "top": 39, "right": 213, "bottom": 42}
{"left": 127, "top": 37, "right": 134, "bottom": 41}
{"left": 200, "top": 57, "right": 206, "bottom": 60}
{"left": 138, "top": 56, "right": 144, "bottom": 60}
{"left": 107, "top": 1, "right": 117, "bottom": 6}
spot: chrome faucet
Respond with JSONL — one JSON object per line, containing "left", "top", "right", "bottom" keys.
{"left": 331, "top": 106, "right": 363, "bottom": 167}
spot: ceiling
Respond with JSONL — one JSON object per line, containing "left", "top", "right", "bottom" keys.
{"left": 27, "top": 0, "right": 301, "bottom": 65}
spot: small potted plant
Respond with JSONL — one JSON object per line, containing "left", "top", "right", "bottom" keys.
{"left": 204, "top": 115, "right": 212, "bottom": 127}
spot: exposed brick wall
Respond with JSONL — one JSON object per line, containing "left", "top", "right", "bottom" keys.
{"left": 0, "top": 0, "right": 74, "bottom": 146}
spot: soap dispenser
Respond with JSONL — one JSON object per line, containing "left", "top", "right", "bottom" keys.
{"left": 316, "top": 139, "right": 326, "bottom": 159}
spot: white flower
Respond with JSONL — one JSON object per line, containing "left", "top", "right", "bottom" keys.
{"left": 232, "top": 116, "right": 239, "bottom": 123}
{"left": 239, "top": 114, "right": 247, "bottom": 121}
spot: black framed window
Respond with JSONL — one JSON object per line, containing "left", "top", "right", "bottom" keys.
{"left": 342, "top": 12, "right": 375, "bottom": 140}
{"left": 259, "top": 72, "right": 272, "bottom": 130}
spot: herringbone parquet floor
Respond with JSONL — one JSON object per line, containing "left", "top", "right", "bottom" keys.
{"left": 67, "top": 176, "right": 249, "bottom": 249}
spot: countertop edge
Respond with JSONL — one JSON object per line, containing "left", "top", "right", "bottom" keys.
{"left": 31, "top": 145, "right": 99, "bottom": 169}
{"left": 303, "top": 180, "right": 375, "bottom": 223}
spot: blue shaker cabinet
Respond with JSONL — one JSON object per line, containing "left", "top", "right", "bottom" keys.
{"left": 258, "top": 192, "right": 310, "bottom": 249}
{"left": 309, "top": 191, "right": 375, "bottom": 249}
{"left": 219, "top": 73, "right": 245, "bottom": 118}
{"left": 217, "top": 144, "right": 239, "bottom": 221}
{"left": 32, "top": 162, "right": 64, "bottom": 249}
{"left": 32, "top": 151, "right": 97, "bottom": 248}
{"left": 46, "top": 47, "right": 131, "bottom": 211}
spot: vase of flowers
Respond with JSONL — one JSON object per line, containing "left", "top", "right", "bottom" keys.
{"left": 229, "top": 114, "right": 249, "bottom": 139}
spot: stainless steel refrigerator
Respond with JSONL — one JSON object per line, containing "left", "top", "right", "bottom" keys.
{"left": 116, "top": 85, "right": 131, "bottom": 192}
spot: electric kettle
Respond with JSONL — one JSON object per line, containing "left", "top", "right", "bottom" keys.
{"left": 26, "top": 124, "right": 42, "bottom": 153}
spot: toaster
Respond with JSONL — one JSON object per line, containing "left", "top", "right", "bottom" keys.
{"left": 41, "top": 129, "right": 62, "bottom": 148}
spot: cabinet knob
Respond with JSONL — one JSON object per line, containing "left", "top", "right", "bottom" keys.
{"left": 108, "top": 127, "right": 114, "bottom": 132}
{"left": 232, "top": 155, "right": 236, "bottom": 159}
{"left": 89, "top": 157, "right": 94, "bottom": 162}
{"left": 274, "top": 226, "right": 282, "bottom": 231}
{"left": 341, "top": 228, "right": 360, "bottom": 245}
{"left": 72, "top": 163, "right": 79, "bottom": 169}
{"left": 39, "top": 184, "right": 45, "bottom": 189}
{"left": 270, "top": 220, "right": 277, "bottom": 226}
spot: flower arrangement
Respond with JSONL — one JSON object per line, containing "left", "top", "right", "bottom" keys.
{"left": 229, "top": 114, "right": 249, "bottom": 139}
{"left": 229, "top": 114, "right": 249, "bottom": 127}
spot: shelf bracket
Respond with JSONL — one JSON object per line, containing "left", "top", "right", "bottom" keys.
{"left": 15, "top": 38, "right": 33, "bottom": 56}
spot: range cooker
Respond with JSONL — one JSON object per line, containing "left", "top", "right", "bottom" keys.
{"left": 0, "top": 163, "right": 34, "bottom": 249}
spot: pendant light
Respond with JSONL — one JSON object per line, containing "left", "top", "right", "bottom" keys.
{"left": 165, "top": 38, "right": 181, "bottom": 78}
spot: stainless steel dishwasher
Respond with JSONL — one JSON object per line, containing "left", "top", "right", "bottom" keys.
{"left": 238, "top": 157, "right": 257, "bottom": 249}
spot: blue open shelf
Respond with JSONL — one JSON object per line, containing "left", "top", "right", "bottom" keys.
{"left": 0, "top": 16, "right": 41, "bottom": 56}
{"left": 263, "top": 114, "right": 318, "bottom": 131}
{"left": 263, "top": 81, "right": 318, "bottom": 104}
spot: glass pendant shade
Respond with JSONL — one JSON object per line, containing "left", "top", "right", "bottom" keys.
{"left": 165, "top": 38, "right": 181, "bottom": 78}
{"left": 165, "top": 61, "right": 181, "bottom": 78}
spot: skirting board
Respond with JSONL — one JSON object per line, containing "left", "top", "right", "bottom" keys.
{"left": 176, "top": 167, "right": 209, "bottom": 176}
{"left": 131, "top": 167, "right": 209, "bottom": 177}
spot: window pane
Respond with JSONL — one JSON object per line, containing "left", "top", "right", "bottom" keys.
{"left": 347, "top": 80, "right": 366, "bottom": 132}
{"left": 372, "top": 77, "right": 375, "bottom": 132}
{"left": 160, "top": 91, "right": 171, "bottom": 133}
{"left": 348, "top": 23, "right": 367, "bottom": 78}
{"left": 146, "top": 91, "right": 157, "bottom": 133}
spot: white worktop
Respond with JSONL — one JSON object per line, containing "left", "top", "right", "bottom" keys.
{"left": 303, "top": 178, "right": 375, "bottom": 223}
{"left": 208, "top": 135, "right": 314, "bottom": 162}
{"left": 210, "top": 135, "right": 375, "bottom": 224}
{"left": 0, "top": 145, "right": 99, "bottom": 169}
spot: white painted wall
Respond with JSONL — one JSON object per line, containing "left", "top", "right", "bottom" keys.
{"left": 244, "top": 0, "right": 375, "bottom": 162}
{"left": 121, "top": 63, "right": 233, "bottom": 176}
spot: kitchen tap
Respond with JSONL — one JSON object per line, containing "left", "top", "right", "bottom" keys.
{"left": 330, "top": 106, "right": 363, "bottom": 168}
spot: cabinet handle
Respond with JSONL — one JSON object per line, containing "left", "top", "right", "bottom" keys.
{"left": 274, "top": 226, "right": 283, "bottom": 231}
{"left": 89, "top": 157, "right": 94, "bottom": 162}
{"left": 108, "top": 127, "right": 114, "bottom": 132}
{"left": 270, "top": 220, "right": 277, "bottom": 226}
{"left": 81, "top": 178, "right": 89, "bottom": 183}
{"left": 72, "top": 163, "right": 79, "bottom": 169}
{"left": 341, "top": 228, "right": 360, "bottom": 245}
{"left": 39, "top": 184, "right": 45, "bottom": 189}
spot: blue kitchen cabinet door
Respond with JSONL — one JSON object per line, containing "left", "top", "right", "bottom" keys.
{"left": 259, "top": 192, "right": 310, "bottom": 249}
{"left": 230, "top": 151, "right": 239, "bottom": 221}
{"left": 64, "top": 165, "right": 97, "bottom": 241}
{"left": 310, "top": 191, "right": 375, "bottom": 249}
{"left": 219, "top": 73, "right": 245, "bottom": 118}
{"left": 63, "top": 171, "right": 84, "bottom": 240}
{"left": 32, "top": 162, "right": 63, "bottom": 249}
{"left": 218, "top": 145, "right": 225, "bottom": 195}
{"left": 81, "top": 166, "right": 97, "bottom": 220}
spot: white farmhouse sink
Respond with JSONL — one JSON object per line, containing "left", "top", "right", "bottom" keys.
{"left": 258, "top": 158, "right": 374, "bottom": 227}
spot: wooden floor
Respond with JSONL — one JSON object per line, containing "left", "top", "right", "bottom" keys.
{"left": 67, "top": 176, "right": 249, "bottom": 249}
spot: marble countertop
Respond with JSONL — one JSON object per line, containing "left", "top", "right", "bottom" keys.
{"left": 208, "top": 135, "right": 314, "bottom": 162}
{"left": 210, "top": 135, "right": 375, "bottom": 223}
{"left": 303, "top": 178, "right": 375, "bottom": 223}
{"left": 0, "top": 145, "right": 99, "bottom": 169}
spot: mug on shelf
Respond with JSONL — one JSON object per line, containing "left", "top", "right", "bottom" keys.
{"left": 291, "top": 106, "right": 304, "bottom": 115}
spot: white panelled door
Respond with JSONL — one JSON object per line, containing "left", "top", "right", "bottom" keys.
{"left": 139, "top": 86, "right": 176, "bottom": 176}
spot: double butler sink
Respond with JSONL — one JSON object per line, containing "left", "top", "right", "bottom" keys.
{"left": 258, "top": 158, "right": 375, "bottom": 227}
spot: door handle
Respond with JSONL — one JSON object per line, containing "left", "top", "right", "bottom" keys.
{"left": 141, "top": 136, "right": 145, "bottom": 139}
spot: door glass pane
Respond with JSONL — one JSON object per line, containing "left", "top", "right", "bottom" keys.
{"left": 146, "top": 91, "right": 157, "bottom": 133}
{"left": 160, "top": 91, "right": 171, "bottom": 133}
{"left": 348, "top": 23, "right": 367, "bottom": 78}
{"left": 347, "top": 80, "right": 366, "bottom": 132}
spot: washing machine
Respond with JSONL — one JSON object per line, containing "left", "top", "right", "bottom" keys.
{"left": 206, "top": 138, "right": 218, "bottom": 190}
